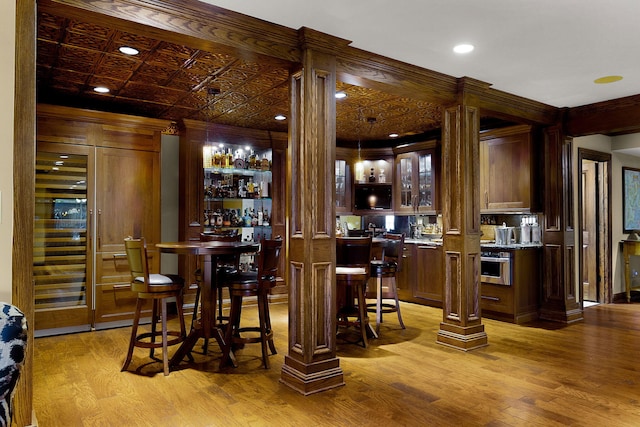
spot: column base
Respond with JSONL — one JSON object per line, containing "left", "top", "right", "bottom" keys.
{"left": 279, "top": 355, "right": 344, "bottom": 395}
{"left": 436, "top": 322, "right": 488, "bottom": 351}
{"left": 539, "top": 306, "right": 583, "bottom": 324}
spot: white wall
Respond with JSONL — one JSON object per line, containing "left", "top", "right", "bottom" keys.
{"left": 573, "top": 133, "right": 640, "bottom": 297}
{"left": 0, "top": 2, "right": 15, "bottom": 302}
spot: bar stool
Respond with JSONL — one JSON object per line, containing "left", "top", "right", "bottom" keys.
{"left": 366, "top": 233, "right": 406, "bottom": 334}
{"left": 220, "top": 236, "right": 282, "bottom": 369}
{"left": 122, "top": 237, "right": 187, "bottom": 376}
{"left": 336, "top": 236, "right": 375, "bottom": 347}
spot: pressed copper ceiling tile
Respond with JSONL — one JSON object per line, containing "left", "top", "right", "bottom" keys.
{"left": 64, "top": 32, "right": 110, "bottom": 51}
{"left": 114, "top": 31, "right": 158, "bottom": 52}
{"left": 51, "top": 68, "right": 89, "bottom": 85}
{"left": 66, "top": 20, "right": 111, "bottom": 39}
{"left": 165, "top": 106, "right": 200, "bottom": 121}
{"left": 155, "top": 42, "right": 198, "bottom": 59}
{"left": 133, "top": 63, "right": 175, "bottom": 81}
{"left": 48, "top": 79, "right": 84, "bottom": 94}
{"left": 95, "top": 55, "right": 139, "bottom": 80}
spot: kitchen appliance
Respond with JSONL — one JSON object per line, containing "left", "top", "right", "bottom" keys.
{"left": 495, "top": 224, "right": 515, "bottom": 245}
{"left": 480, "top": 251, "right": 512, "bottom": 286}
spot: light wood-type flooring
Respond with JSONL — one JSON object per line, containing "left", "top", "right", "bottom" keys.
{"left": 33, "top": 300, "right": 640, "bottom": 426}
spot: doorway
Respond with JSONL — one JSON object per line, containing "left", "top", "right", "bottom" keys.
{"left": 578, "top": 149, "right": 612, "bottom": 305}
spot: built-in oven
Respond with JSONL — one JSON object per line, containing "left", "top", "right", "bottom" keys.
{"left": 480, "top": 251, "right": 512, "bottom": 286}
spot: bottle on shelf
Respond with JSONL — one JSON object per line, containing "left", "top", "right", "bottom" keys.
{"left": 234, "top": 150, "right": 245, "bottom": 169}
{"left": 213, "top": 149, "right": 222, "bottom": 168}
{"left": 249, "top": 150, "right": 257, "bottom": 170}
{"left": 261, "top": 154, "right": 270, "bottom": 171}
{"left": 224, "top": 148, "right": 233, "bottom": 168}
{"left": 369, "top": 168, "right": 376, "bottom": 182}
{"left": 378, "top": 168, "right": 386, "bottom": 183}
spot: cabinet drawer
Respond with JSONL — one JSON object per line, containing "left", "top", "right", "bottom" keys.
{"left": 94, "top": 282, "right": 145, "bottom": 325}
{"left": 480, "top": 283, "right": 514, "bottom": 315}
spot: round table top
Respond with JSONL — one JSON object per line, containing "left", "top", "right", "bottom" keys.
{"left": 156, "top": 240, "right": 260, "bottom": 255}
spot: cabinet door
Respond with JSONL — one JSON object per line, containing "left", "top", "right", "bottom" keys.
{"left": 96, "top": 147, "right": 160, "bottom": 252}
{"left": 94, "top": 147, "right": 160, "bottom": 325}
{"left": 395, "top": 151, "right": 436, "bottom": 213}
{"left": 335, "top": 159, "right": 351, "bottom": 213}
{"left": 34, "top": 143, "right": 94, "bottom": 332}
{"left": 480, "top": 131, "right": 532, "bottom": 211}
{"left": 416, "top": 151, "right": 435, "bottom": 212}
{"left": 415, "top": 245, "right": 442, "bottom": 306}
{"left": 396, "top": 153, "right": 415, "bottom": 213}
{"left": 396, "top": 243, "right": 415, "bottom": 301}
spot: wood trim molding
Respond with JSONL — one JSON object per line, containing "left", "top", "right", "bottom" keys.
{"left": 39, "top": 0, "right": 301, "bottom": 65}
{"left": 566, "top": 93, "right": 640, "bottom": 136}
{"left": 14, "top": 1, "right": 36, "bottom": 425}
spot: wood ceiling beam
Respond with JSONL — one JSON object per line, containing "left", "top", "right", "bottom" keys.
{"left": 38, "top": 0, "right": 301, "bottom": 66}
{"left": 41, "top": 0, "right": 562, "bottom": 129}
{"left": 565, "top": 94, "right": 640, "bottom": 137}
{"left": 336, "top": 47, "right": 560, "bottom": 127}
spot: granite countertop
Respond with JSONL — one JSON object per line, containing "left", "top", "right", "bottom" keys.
{"left": 404, "top": 238, "right": 542, "bottom": 250}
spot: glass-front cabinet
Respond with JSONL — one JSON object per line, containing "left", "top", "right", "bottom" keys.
{"left": 34, "top": 144, "right": 93, "bottom": 333}
{"left": 202, "top": 144, "right": 272, "bottom": 243}
{"left": 395, "top": 148, "right": 436, "bottom": 214}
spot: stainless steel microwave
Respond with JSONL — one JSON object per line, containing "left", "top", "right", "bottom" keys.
{"left": 354, "top": 184, "right": 393, "bottom": 210}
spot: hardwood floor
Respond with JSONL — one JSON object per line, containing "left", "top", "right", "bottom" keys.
{"left": 33, "top": 300, "right": 640, "bottom": 426}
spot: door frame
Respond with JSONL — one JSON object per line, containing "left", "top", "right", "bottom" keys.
{"left": 577, "top": 148, "right": 612, "bottom": 303}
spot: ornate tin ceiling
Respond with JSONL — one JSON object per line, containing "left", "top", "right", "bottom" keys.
{"left": 36, "top": 10, "right": 443, "bottom": 144}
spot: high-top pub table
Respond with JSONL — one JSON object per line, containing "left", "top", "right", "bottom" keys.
{"left": 156, "top": 240, "right": 260, "bottom": 367}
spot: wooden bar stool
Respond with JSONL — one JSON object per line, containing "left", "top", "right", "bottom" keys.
{"left": 366, "top": 233, "right": 406, "bottom": 334}
{"left": 122, "top": 237, "right": 187, "bottom": 376}
{"left": 336, "top": 236, "right": 375, "bottom": 347}
{"left": 220, "top": 236, "right": 282, "bottom": 369}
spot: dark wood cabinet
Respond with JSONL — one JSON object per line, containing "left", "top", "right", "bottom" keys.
{"left": 480, "top": 125, "right": 537, "bottom": 212}
{"left": 481, "top": 248, "right": 540, "bottom": 323}
{"left": 397, "top": 242, "right": 443, "bottom": 307}
{"left": 415, "top": 244, "right": 443, "bottom": 307}
{"left": 396, "top": 243, "right": 415, "bottom": 301}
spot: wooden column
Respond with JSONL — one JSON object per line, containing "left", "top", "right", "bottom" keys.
{"left": 436, "top": 79, "right": 487, "bottom": 351}
{"left": 280, "top": 28, "right": 348, "bottom": 395}
{"left": 539, "top": 126, "right": 582, "bottom": 322}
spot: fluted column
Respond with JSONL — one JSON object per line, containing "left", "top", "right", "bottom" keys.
{"left": 280, "top": 28, "right": 349, "bottom": 395}
{"left": 436, "top": 79, "right": 487, "bottom": 350}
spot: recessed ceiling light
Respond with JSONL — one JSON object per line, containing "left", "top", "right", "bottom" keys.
{"left": 119, "top": 46, "right": 139, "bottom": 56}
{"left": 94, "top": 86, "right": 110, "bottom": 93}
{"left": 594, "top": 75, "right": 623, "bottom": 84}
{"left": 274, "top": 114, "right": 286, "bottom": 121}
{"left": 453, "top": 44, "right": 474, "bottom": 54}
{"left": 335, "top": 92, "right": 347, "bottom": 99}
{"left": 389, "top": 133, "right": 399, "bottom": 138}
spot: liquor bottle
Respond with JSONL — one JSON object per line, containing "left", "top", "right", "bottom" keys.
{"left": 378, "top": 169, "right": 386, "bottom": 183}
{"left": 369, "top": 168, "right": 376, "bottom": 182}
{"left": 247, "top": 177, "right": 255, "bottom": 194}
{"left": 261, "top": 154, "right": 270, "bottom": 171}
{"left": 248, "top": 150, "right": 257, "bottom": 170}
{"left": 234, "top": 150, "right": 245, "bottom": 169}
{"left": 225, "top": 148, "right": 233, "bottom": 168}
{"left": 213, "top": 149, "right": 222, "bottom": 168}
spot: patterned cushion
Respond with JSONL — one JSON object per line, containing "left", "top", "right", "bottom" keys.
{"left": 0, "top": 304, "right": 27, "bottom": 427}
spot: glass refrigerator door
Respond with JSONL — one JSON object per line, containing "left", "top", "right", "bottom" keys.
{"left": 34, "top": 151, "right": 89, "bottom": 314}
